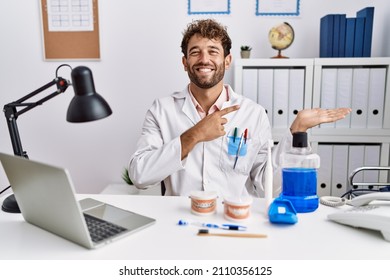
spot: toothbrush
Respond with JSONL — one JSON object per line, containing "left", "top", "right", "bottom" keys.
{"left": 177, "top": 219, "right": 247, "bottom": 231}
{"left": 197, "top": 229, "right": 267, "bottom": 238}
{"left": 264, "top": 139, "right": 274, "bottom": 212}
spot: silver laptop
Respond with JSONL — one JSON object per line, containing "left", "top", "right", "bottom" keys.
{"left": 0, "top": 152, "right": 155, "bottom": 249}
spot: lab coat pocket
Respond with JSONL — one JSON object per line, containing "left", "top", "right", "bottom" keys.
{"left": 219, "top": 135, "right": 261, "bottom": 175}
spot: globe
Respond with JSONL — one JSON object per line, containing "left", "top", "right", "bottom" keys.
{"left": 268, "top": 22, "right": 294, "bottom": 58}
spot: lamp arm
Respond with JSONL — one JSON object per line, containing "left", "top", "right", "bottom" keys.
{"left": 3, "top": 107, "right": 25, "bottom": 157}
{"left": 3, "top": 77, "right": 70, "bottom": 157}
{"left": 6, "top": 77, "right": 69, "bottom": 117}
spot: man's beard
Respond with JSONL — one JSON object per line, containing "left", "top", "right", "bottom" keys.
{"left": 187, "top": 62, "right": 225, "bottom": 89}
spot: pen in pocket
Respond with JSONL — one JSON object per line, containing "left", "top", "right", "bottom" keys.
{"left": 233, "top": 132, "right": 244, "bottom": 169}
{"left": 244, "top": 128, "right": 248, "bottom": 144}
{"left": 233, "top": 127, "right": 238, "bottom": 143}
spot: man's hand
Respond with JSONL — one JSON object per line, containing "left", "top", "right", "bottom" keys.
{"left": 290, "top": 107, "right": 352, "bottom": 133}
{"left": 180, "top": 105, "right": 240, "bottom": 160}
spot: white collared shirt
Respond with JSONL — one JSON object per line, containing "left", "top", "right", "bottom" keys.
{"left": 188, "top": 85, "right": 229, "bottom": 119}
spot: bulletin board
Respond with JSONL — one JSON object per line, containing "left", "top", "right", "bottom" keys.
{"left": 40, "top": 0, "right": 100, "bottom": 60}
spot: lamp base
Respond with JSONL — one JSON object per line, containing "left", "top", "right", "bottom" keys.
{"left": 2, "top": 194, "right": 21, "bottom": 213}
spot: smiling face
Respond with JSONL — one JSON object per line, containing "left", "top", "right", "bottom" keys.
{"left": 182, "top": 34, "right": 232, "bottom": 89}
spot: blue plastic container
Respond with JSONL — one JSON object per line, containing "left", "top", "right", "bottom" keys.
{"left": 280, "top": 167, "right": 319, "bottom": 213}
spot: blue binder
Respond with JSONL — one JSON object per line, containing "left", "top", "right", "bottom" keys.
{"left": 345, "top": 18, "right": 356, "bottom": 57}
{"left": 320, "top": 14, "right": 334, "bottom": 57}
{"left": 332, "top": 14, "right": 341, "bottom": 57}
{"left": 353, "top": 17, "right": 365, "bottom": 57}
{"left": 338, "top": 14, "right": 347, "bottom": 57}
{"left": 357, "top": 7, "right": 374, "bottom": 57}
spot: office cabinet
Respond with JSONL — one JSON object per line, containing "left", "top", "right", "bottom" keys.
{"left": 316, "top": 143, "right": 382, "bottom": 196}
{"left": 234, "top": 58, "right": 314, "bottom": 141}
{"left": 234, "top": 58, "right": 390, "bottom": 196}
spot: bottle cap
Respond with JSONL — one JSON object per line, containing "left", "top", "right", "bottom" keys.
{"left": 292, "top": 132, "right": 308, "bottom": 148}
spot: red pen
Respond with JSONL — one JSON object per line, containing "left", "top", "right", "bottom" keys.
{"left": 244, "top": 128, "right": 248, "bottom": 144}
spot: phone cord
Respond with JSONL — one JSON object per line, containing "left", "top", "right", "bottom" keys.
{"left": 320, "top": 196, "right": 348, "bottom": 207}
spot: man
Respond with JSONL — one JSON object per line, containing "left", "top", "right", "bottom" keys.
{"left": 129, "top": 19, "right": 350, "bottom": 197}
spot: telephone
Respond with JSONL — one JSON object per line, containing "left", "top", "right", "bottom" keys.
{"left": 346, "top": 192, "right": 390, "bottom": 207}
{"left": 327, "top": 192, "right": 390, "bottom": 242}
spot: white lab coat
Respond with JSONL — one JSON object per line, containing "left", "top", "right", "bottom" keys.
{"left": 129, "top": 85, "right": 292, "bottom": 198}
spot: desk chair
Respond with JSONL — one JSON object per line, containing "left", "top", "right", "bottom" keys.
{"left": 161, "top": 181, "right": 166, "bottom": 196}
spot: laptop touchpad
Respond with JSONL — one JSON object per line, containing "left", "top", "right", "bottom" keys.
{"left": 84, "top": 204, "right": 152, "bottom": 230}
{"left": 79, "top": 198, "right": 105, "bottom": 211}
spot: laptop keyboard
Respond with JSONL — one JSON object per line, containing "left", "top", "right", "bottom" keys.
{"left": 84, "top": 214, "right": 127, "bottom": 243}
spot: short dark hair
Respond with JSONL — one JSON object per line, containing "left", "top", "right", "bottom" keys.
{"left": 181, "top": 19, "right": 232, "bottom": 58}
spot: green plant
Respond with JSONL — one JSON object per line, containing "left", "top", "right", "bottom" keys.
{"left": 241, "top": 45, "right": 252, "bottom": 51}
{"left": 121, "top": 167, "right": 133, "bottom": 185}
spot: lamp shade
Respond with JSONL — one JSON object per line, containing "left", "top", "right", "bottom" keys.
{"left": 66, "top": 66, "right": 112, "bottom": 122}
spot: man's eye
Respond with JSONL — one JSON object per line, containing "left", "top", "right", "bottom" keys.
{"left": 189, "top": 51, "right": 200, "bottom": 56}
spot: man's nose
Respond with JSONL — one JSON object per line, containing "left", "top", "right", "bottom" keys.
{"left": 198, "top": 51, "right": 211, "bottom": 63}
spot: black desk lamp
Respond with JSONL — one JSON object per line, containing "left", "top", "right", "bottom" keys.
{"left": 1, "top": 64, "right": 112, "bottom": 213}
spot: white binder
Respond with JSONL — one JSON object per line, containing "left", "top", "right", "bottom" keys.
{"left": 272, "top": 69, "right": 289, "bottom": 128}
{"left": 242, "top": 69, "right": 258, "bottom": 103}
{"left": 367, "top": 67, "right": 386, "bottom": 128}
{"left": 257, "top": 69, "right": 274, "bottom": 126}
{"left": 351, "top": 68, "right": 370, "bottom": 128}
{"left": 320, "top": 68, "right": 337, "bottom": 128}
{"left": 317, "top": 144, "right": 333, "bottom": 197}
{"left": 348, "top": 145, "right": 365, "bottom": 191}
{"left": 288, "top": 69, "right": 305, "bottom": 127}
{"left": 331, "top": 145, "right": 349, "bottom": 197}
{"left": 363, "top": 145, "right": 380, "bottom": 190}
{"left": 335, "top": 68, "right": 353, "bottom": 128}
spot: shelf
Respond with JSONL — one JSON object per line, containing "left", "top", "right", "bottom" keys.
{"left": 234, "top": 57, "right": 390, "bottom": 196}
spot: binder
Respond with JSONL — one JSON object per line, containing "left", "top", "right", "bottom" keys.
{"left": 351, "top": 68, "right": 370, "bottom": 128}
{"left": 353, "top": 17, "right": 365, "bottom": 57}
{"left": 367, "top": 67, "right": 386, "bottom": 128}
{"left": 348, "top": 145, "right": 365, "bottom": 191}
{"left": 345, "top": 18, "right": 356, "bottom": 57}
{"left": 363, "top": 145, "right": 380, "bottom": 190}
{"left": 320, "top": 68, "right": 337, "bottom": 128}
{"left": 288, "top": 69, "right": 305, "bottom": 128}
{"left": 257, "top": 69, "right": 274, "bottom": 126}
{"left": 338, "top": 14, "right": 347, "bottom": 57}
{"left": 242, "top": 69, "right": 258, "bottom": 103}
{"left": 317, "top": 144, "right": 333, "bottom": 197}
{"left": 272, "top": 69, "right": 289, "bottom": 128}
{"left": 357, "top": 7, "right": 374, "bottom": 57}
{"left": 320, "top": 14, "right": 334, "bottom": 57}
{"left": 332, "top": 14, "right": 341, "bottom": 57}
{"left": 335, "top": 68, "right": 353, "bottom": 128}
{"left": 331, "top": 145, "right": 349, "bottom": 197}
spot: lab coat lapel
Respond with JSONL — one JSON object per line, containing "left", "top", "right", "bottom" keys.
{"left": 221, "top": 85, "right": 241, "bottom": 128}
{"left": 180, "top": 89, "right": 201, "bottom": 125}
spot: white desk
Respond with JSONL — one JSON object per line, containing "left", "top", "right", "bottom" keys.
{"left": 1, "top": 194, "right": 389, "bottom": 260}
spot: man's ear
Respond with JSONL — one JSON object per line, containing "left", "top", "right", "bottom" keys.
{"left": 224, "top": 54, "right": 232, "bottom": 70}
{"left": 182, "top": 56, "right": 188, "bottom": 71}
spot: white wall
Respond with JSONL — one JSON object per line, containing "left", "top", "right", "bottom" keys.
{"left": 1, "top": 0, "right": 389, "bottom": 194}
